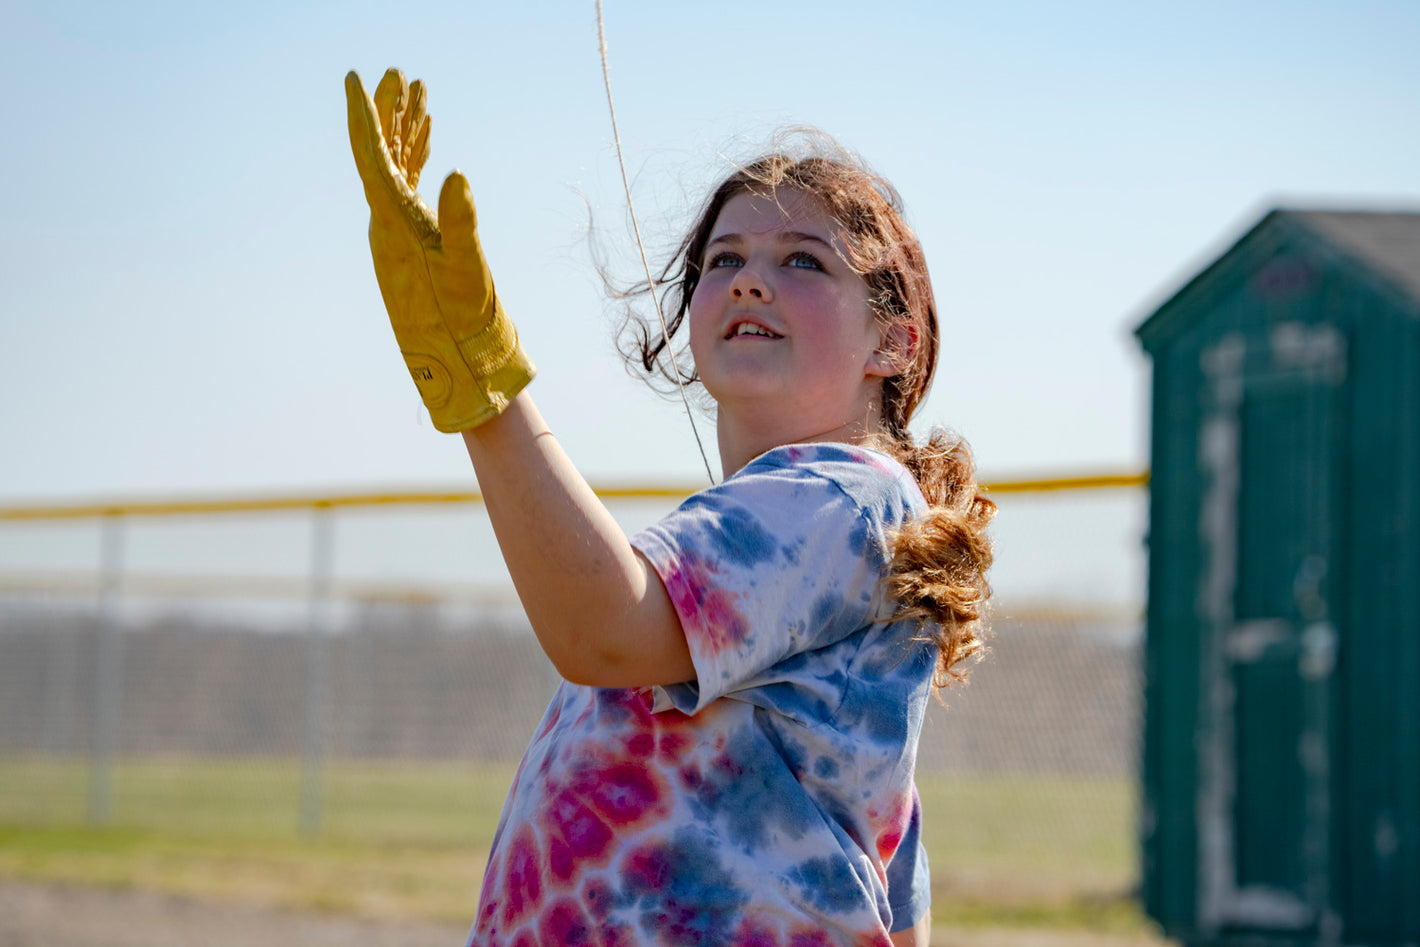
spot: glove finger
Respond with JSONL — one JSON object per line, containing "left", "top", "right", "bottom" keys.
{"left": 344, "top": 70, "right": 417, "bottom": 222}
{"left": 407, "top": 114, "right": 431, "bottom": 191}
{"left": 373, "top": 68, "right": 408, "bottom": 167}
{"left": 404, "top": 80, "right": 431, "bottom": 189}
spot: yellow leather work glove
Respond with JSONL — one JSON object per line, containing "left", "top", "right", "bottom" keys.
{"left": 344, "top": 68, "right": 534, "bottom": 432}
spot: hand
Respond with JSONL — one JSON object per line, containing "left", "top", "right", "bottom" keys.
{"left": 345, "top": 68, "right": 534, "bottom": 432}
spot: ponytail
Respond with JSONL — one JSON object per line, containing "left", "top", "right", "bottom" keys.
{"left": 880, "top": 430, "right": 996, "bottom": 689}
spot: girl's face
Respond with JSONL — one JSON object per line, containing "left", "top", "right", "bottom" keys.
{"left": 688, "top": 188, "right": 898, "bottom": 445}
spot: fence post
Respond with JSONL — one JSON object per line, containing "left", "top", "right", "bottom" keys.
{"left": 300, "top": 503, "right": 335, "bottom": 837}
{"left": 88, "top": 513, "right": 125, "bottom": 825}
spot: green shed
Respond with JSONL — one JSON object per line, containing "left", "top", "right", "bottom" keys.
{"left": 1134, "top": 209, "right": 1420, "bottom": 946}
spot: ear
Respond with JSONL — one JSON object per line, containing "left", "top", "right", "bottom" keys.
{"left": 866, "top": 321, "right": 917, "bottom": 379}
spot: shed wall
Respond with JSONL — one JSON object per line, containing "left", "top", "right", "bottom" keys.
{"left": 1140, "top": 216, "right": 1420, "bottom": 943}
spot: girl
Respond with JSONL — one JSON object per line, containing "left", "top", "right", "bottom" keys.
{"left": 346, "top": 68, "right": 994, "bottom": 947}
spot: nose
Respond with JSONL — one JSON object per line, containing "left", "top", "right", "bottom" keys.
{"left": 729, "top": 263, "right": 772, "bottom": 302}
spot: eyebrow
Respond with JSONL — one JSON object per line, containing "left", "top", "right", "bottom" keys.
{"left": 706, "top": 231, "right": 835, "bottom": 251}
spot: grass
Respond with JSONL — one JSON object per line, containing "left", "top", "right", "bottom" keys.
{"left": 0, "top": 756, "right": 1154, "bottom": 934}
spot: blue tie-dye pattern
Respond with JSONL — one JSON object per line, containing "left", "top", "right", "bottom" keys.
{"left": 685, "top": 730, "right": 819, "bottom": 847}
{"left": 678, "top": 492, "right": 780, "bottom": 566}
{"left": 625, "top": 830, "right": 748, "bottom": 944}
{"left": 845, "top": 513, "right": 871, "bottom": 559}
{"left": 789, "top": 855, "right": 873, "bottom": 914}
{"left": 809, "top": 591, "right": 843, "bottom": 636}
{"left": 471, "top": 444, "right": 935, "bottom": 946}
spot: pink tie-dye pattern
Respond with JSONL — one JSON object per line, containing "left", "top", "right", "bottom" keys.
{"left": 731, "top": 917, "right": 781, "bottom": 947}
{"left": 622, "top": 840, "right": 671, "bottom": 891}
{"left": 536, "top": 896, "right": 634, "bottom": 947}
{"left": 660, "top": 553, "right": 750, "bottom": 655}
{"left": 474, "top": 446, "right": 933, "bottom": 945}
{"left": 788, "top": 928, "right": 840, "bottom": 947}
{"left": 868, "top": 789, "right": 913, "bottom": 865}
{"left": 476, "top": 698, "right": 683, "bottom": 941}
{"left": 729, "top": 913, "right": 892, "bottom": 947}
{"left": 498, "top": 826, "right": 542, "bottom": 928}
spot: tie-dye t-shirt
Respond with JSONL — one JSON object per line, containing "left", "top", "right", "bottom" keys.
{"left": 469, "top": 443, "right": 936, "bottom": 946}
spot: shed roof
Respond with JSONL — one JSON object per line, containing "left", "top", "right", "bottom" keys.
{"left": 1136, "top": 208, "right": 1420, "bottom": 346}
{"left": 1285, "top": 210, "right": 1420, "bottom": 303}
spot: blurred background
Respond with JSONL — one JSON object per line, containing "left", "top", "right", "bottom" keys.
{"left": 2, "top": 1, "right": 1417, "bottom": 944}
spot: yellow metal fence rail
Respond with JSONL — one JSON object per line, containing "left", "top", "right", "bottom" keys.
{"left": 0, "top": 471, "right": 1149, "bottom": 521}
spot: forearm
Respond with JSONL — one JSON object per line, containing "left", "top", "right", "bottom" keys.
{"left": 888, "top": 912, "right": 930, "bottom": 947}
{"left": 460, "top": 391, "right": 694, "bottom": 688}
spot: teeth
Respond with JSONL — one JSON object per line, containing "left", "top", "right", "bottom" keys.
{"left": 734, "top": 323, "right": 776, "bottom": 338}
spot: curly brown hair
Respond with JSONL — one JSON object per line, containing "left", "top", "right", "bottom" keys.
{"left": 619, "top": 132, "right": 995, "bottom": 687}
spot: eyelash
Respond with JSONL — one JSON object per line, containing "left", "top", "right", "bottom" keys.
{"left": 707, "top": 251, "right": 825, "bottom": 271}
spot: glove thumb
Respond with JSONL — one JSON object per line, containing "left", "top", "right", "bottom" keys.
{"left": 439, "top": 170, "right": 480, "bottom": 257}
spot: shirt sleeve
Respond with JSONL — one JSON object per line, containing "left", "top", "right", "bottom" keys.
{"left": 631, "top": 449, "right": 901, "bottom": 714}
{"left": 886, "top": 784, "right": 931, "bottom": 932}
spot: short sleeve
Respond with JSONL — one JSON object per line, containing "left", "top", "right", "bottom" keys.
{"left": 886, "top": 784, "right": 931, "bottom": 931}
{"left": 631, "top": 445, "right": 915, "bottom": 714}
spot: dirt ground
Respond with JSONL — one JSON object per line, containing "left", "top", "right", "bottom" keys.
{"left": 0, "top": 878, "right": 468, "bottom": 947}
{"left": 0, "top": 879, "right": 1172, "bottom": 947}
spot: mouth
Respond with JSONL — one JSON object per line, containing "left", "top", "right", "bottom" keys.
{"left": 726, "top": 320, "right": 783, "bottom": 341}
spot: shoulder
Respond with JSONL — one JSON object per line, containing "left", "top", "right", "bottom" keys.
{"left": 733, "top": 442, "right": 927, "bottom": 527}
{"left": 634, "top": 442, "right": 924, "bottom": 584}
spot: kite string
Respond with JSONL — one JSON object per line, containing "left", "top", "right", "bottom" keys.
{"left": 594, "top": 0, "right": 716, "bottom": 486}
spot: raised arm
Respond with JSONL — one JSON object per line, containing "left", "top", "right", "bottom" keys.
{"left": 344, "top": 68, "right": 692, "bottom": 688}
{"left": 460, "top": 394, "right": 694, "bottom": 687}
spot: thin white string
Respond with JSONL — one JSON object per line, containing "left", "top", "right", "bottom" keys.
{"left": 595, "top": 0, "right": 716, "bottom": 486}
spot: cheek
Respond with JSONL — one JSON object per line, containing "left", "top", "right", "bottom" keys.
{"left": 690, "top": 279, "right": 732, "bottom": 353}
{"left": 810, "top": 289, "right": 880, "bottom": 358}
{"left": 685, "top": 294, "right": 717, "bottom": 363}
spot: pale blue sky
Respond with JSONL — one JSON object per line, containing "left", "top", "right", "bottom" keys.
{"left": 3, "top": 0, "right": 1417, "bottom": 501}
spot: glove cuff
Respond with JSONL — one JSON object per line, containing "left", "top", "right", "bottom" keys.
{"left": 399, "top": 303, "right": 535, "bottom": 434}
{"left": 457, "top": 298, "right": 520, "bottom": 377}
{"left": 443, "top": 338, "right": 536, "bottom": 433}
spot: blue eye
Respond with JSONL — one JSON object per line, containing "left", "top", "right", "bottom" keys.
{"left": 708, "top": 252, "right": 742, "bottom": 269}
{"left": 787, "top": 251, "right": 824, "bottom": 270}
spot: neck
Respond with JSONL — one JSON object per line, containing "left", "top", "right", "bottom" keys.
{"left": 714, "top": 405, "right": 885, "bottom": 478}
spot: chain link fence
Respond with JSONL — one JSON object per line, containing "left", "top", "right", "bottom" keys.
{"left": 0, "top": 476, "right": 1149, "bottom": 910}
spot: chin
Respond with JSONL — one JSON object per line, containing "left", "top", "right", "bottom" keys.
{"left": 704, "top": 379, "right": 785, "bottom": 409}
